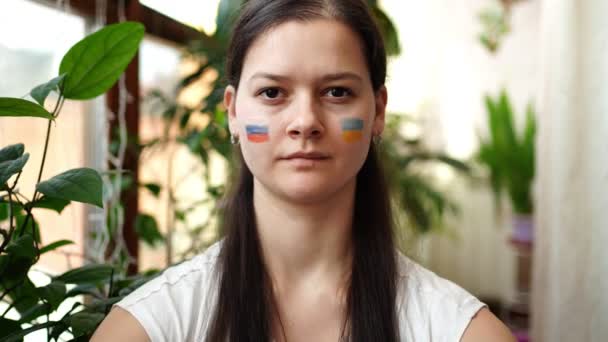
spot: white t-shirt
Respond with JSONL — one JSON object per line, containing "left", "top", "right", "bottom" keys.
{"left": 114, "top": 240, "right": 486, "bottom": 342}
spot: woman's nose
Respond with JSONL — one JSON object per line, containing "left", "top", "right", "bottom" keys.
{"left": 285, "top": 97, "right": 325, "bottom": 140}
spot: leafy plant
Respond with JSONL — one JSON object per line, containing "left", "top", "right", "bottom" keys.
{"left": 476, "top": 89, "right": 536, "bottom": 215}
{"left": 477, "top": 0, "right": 529, "bottom": 53}
{"left": 380, "top": 115, "right": 471, "bottom": 234}
{"left": 0, "top": 21, "right": 151, "bottom": 341}
{"left": 478, "top": 4, "right": 510, "bottom": 54}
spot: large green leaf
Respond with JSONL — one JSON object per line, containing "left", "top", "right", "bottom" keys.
{"left": 8, "top": 277, "right": 40, "bottom": 317}
{"left": 142, "top": 183, "right": 161, "bottom": 198}
{"left": 39, "top": 239, "right": 74, "bottom": 255}
{"left": 55, "top": 264, "right": 114, "bottom": 284}
{"left": 18, "top": 302, "right": 51, "bottom": 323}
{"left": 29, "top": 196, "right": 71, "bottom": 214}
{"left": 0, "top": 318, "right": 23, "bottom": 341}
{"left": 5, "top": 235, "right": 37, "bottom": 259}
{"left": 30, "top": 74, "right": 66, "bottom": 106}
{"left": 13, "top": 212, "right": 41, "bottom": 243}
{"left": 36, "top": 168, "right": 103, "bottom": 208}
{"left": 38, "top": 281, "right": 67, "bottom": 311}
{"left": 59, "top": 22, "right": 145, "bottom": 100}
{"left": 0, "top": 144, "right": 24, "bottom": 163}
{"left": 86, "top": 297, "right": 122, "bottom": 312}
{"left": 0, "top": 98, "right": 54, "bottom": 119}
{"left": 0, "top": 153, "right": 29, "bottom": 186}
{"left": 135, "top": 213, "right": 164, "bottom": 247}
{"left": 0, "top": 200, "right": 23, "bottom": 222}
{"left": 69, "top": 312, "right": 105, "bottom": 338}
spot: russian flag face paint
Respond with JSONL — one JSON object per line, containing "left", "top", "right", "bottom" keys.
{"left": 246, "top": 124, "right": 269, "bottom": 143}
{"left": 341, "top": 118, "right": 364, "bottom": 143}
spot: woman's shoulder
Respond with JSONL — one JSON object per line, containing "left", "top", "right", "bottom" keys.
{"left": 111, "top": 240, "right": 223, "bottom": 341}
{"left": 395, "top": 251, "right": 487, "bottom": 341}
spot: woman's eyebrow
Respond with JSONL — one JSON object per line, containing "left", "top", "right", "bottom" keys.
{"left": 249, "top": 72, "right": 289, "bottom": 82}
{"left": 248, "top": 72, "right": 363, "bottom": 83}
{"left": 321, "top": 72, "right": 363, "bottom": 82}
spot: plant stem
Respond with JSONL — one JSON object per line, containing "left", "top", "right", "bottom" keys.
{"left": 34, "top": 95, "right": 64, "bottom": 200}
{"left": 0, "top": 191, "right": 15, "bottom": 252}
{"left": 34, "top": 118, "right": 54, "bottom": 200}
{"left": 13, "top": 191, "right": 29, "bottom": 204}
{"left": 19, "top": 95, "right": 63, "bottom": 238}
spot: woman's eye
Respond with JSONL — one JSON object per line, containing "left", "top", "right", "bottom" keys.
{"left": 259, "top": 88, "right": 282, "bottom": 99}
{"left": 325, "top": 87, "right": 352, "bottom": 98}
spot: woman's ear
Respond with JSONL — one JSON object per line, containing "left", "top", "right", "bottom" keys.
{"left": 373, "top": 85, "right": 388, "bottom": 136}
{"left": 224, "top": 85, "right": 238, "bottom": 137}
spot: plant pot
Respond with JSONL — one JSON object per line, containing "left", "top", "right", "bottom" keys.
{"left": 510, "top": 214, "right": 533, "bottom": 247}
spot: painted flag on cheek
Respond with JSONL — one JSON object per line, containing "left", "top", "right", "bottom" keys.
{"left": 246, "top": 124, "right": 269, "bottom": 143}
{"left": 341, "top": 118, "right": 364, "bottom": 143}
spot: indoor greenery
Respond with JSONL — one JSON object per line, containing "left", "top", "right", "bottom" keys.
{"left": 140, "top": 0, "right": 466, "bottom": 255}
{"left": 478, "top": 0, "right": 529, "bottom": 54}
{"left": 476, "top": 89, "right": 536, "bottom": 215}
{"left": 0, "top": 22, "right": 152, "bottom": 341}
{"left": 380, "top": 115, "right": 471, "bottom": 234}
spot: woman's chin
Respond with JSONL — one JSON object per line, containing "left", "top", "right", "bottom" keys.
{"left": 278, "top": 179, "right": 353, "bottom": 205}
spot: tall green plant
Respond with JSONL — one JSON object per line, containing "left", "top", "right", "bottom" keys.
{"left": 477, "top": 89, "right": 536, "bottom": 215}
{"left": 0, "top": 22, "right": 152, "bottom": 341}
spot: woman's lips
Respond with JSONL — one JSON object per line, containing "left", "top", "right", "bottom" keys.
{"left": 281, "top": 156, "right": 330, "bottom": 168}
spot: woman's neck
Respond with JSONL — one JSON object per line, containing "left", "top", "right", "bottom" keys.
{"left": 253, "top": 177, "right": 355, "bottom": 295}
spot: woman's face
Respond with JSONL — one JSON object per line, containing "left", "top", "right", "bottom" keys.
{"left": 225, "top": 19, "right": 387, "bottom": 204}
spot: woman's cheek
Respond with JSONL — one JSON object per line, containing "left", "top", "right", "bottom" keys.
{"left": 340, "top": 118, "right": 364, "bottom": 143}
{"left": 245, "top": 124, "right": 270, "bottom": 143}
{"left": 239, "top": 122, "right": 271, "bottom": 166}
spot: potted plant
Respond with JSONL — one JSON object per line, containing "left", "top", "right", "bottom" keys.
{"left": 477, "top": 89, "right": 536, "bottom": 244}
{"left": 476, "top": 89, "right": 536, "bottom": 334}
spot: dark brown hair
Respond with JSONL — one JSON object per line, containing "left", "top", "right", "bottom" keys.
{"left": 207, "top": 0, "right": 399, "bottom": 341}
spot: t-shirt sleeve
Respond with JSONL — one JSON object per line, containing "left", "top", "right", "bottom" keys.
{"left": 429, "top": 278, "right": 487, "bottom": 342}
{"left": 396, "top": 253, "right": 488, "bottom": 342}
{"left": 112, "top": 254, "right": 218, "bottom": 342}
{"left": 113, "top": 271, "right": 187, "bottom": 342}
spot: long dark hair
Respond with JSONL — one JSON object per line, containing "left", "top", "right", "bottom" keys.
{"left": 206, "top": 0, "right": 400, "bottom": 341}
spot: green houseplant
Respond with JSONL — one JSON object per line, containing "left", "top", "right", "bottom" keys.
{"left": 477, "top": 89, "right": 535, "bottom": 236}
{"left": 476, "top": 89, "right": 536, "bottom": 334}
{"left": 380, "top": 114, "right": 471, "bottom": 236}
{"left": 0, "top": 22, "right": 154, "bottom": 341}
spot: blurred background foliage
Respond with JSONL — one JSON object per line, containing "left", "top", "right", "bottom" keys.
{"left": 129, "top": 0, "right": 472, "bottom": 262}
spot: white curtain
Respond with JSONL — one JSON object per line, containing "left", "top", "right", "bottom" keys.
{"left": 533, "top": 0, "right": 608, "bottom": 341}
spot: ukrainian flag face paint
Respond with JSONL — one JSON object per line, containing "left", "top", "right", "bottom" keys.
{"left": 246, "top": 124, "right": 269, "bottom": 143}
{"left": 341, "top": 118, "right": 364, "bottom": 143}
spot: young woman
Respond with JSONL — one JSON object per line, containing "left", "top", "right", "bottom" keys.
{"left": 93, "top": 0, "right": 515, "bottom": 341}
